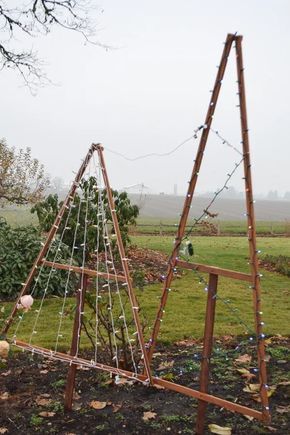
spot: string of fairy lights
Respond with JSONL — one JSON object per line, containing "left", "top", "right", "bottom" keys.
{"left": 102, "top": 126, "right": 266, "bottom": 362}
{"left": 93, "top": 154, "right": 139, "bottom": 374}
{"left": 10, "top": 125, "right": 263, "bottom": 355}
{"left": 4, "top": 36, "right": 271, "bottom": 419}
{"left": 8, "top": 37, "right": 267, "bottom": 395}
{"left": 10, "top": 149, "right": 142, "bottom": 380}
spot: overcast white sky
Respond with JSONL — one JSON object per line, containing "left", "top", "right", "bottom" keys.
{"left": 1, "top": 0, "right": 289, "bottom": 196}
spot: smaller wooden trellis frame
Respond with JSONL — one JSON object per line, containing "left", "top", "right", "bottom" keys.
{"left": 2, "top": 142, "right": 154, "bottom": 411}
{"left": 2, "top": 33, "right": 270, "bottom": 434}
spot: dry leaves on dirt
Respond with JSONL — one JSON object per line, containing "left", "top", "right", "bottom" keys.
{"left": 114, "top": 376, "right": 134, "bottom": 386}
{"left": 236, "top": 368, "right": 256, "bottom": 381}
{"left": 89, "top": 400, "right": 107, "bottom": 410}
{"left": 234, "top": 354, "right": 252, "bottom": 364}
{"left": 0, "top": 428, "right": 8, "bottom": 434}
{"left": 157, "top": 360, "right": 174, "bottom": 371}
{"left": 1, "top": 370, "right": 11, "bottom": 377}
{"left": 35, "top": 396, "right": 53, "bottom": 406}
{"left": 0, "top": 392, "right": 9, "bottom": 400}
{"left": 142, "top": 411, "right": 157, "bottom": 421}
{"left": 38, "top": 411, "right": 55, "bottom": 417}
{"left": 276, "top": 405, "right": 290, "bottom": 414}
{"left": 252, "top": 386, "right": 276, "bottom": 402}
{"left": 243, "top": 383, "right": 260, "bottom": 393}
{"left": 112, "top": 403, "right": 122, "bottom": 413}
{"left": 208, "top": 424, "right": 232, "bottom": 434}
{"left": 278, "top": 380, "right": 290, "bottom": 386}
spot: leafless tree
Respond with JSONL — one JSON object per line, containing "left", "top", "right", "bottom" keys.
{"left": 0, "top": 1, "right": 107, "bottom": 91}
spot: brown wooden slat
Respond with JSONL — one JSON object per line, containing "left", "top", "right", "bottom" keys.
{"left": 13, "top": 339, "right": 264, "bottom": 421}
{"left": 196, "top": 273, "right": 218, "bottom": 434}
{"left": 235, "top": 35, "right": 270, "bottom": 423}
{"left": 42, "top": 260, "right": 127, "bottom": 283}
{"left": 64, "top": 275, "right": 88, "bottom": 411}
{"left": 176, "top": 260, "right": 252, "bottom": 282}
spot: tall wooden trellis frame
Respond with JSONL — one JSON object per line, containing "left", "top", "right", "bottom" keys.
{"left": 146, "top": 32, "right": 270, "bottom": 431}
{"left": 2, "top": 33, "right": 270, "bottom": 434}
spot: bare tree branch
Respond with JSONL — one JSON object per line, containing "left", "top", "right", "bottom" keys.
{"left": 0, "top": 1, "right": 108, "bottom": 91}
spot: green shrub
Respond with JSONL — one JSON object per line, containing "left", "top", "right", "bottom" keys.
{"left": 262, "top": 254, "right": 290, "bottom": 277}
{"left": 31, "top": 177, "right": 139, "bottom": 264}
{"left": 0, "top": 218, "right": 76, "bottom": 300}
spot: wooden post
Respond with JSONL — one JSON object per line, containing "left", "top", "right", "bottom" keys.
{"left": 196, "top": 273, "right": 218, "bottom": 434}
{"left": 235, "top": 36, "right": 270, "bottom": 423}
{"left": 64, "top": 274, "right": 88, "bottom": 411}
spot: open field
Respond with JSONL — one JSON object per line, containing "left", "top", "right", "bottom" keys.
{"left": 0, "top": 207, "right": 37, "bottom": 227}
{"left": 1, "top": 206, "right": 290, "bottom": 236}
{"left": 132, "top": 218, "right": 290, "bottom": 236}
{"left": 2, "top": 236, "right": 289, "bottom": 347}
{"left": 132, "top": 194, "right": 290, "bottom": 221}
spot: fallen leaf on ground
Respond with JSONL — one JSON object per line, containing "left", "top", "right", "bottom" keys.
{"left": 114, "top": 376, "right": 133, "bottom": 386}
{"left": 35, "top": 397, "right": 52, "bottom": 406}
{"left": 0, "top": 392, "right": 9, "bottom": 400}
{"left": 266, "top": 427, "right": 277, "bottom": 432}
{"left": 112, "top": 403, "right": 122, "bottom": 413}
{"left": 142, "top": 411, "right": 157, "bottom": 421}
{"left": 89, "top": 400, "right": 107, "bottom": 410}
{"left": 276, "top": 405, "right": 290, "bottom": 414}
{"left": 278, "top": 381, "right": 290, "bottom": 386}
{"left": 235, "top": 354, "right": 252, "bottom": 364}
{"left": 157, "top": 361, "right": 174, "bottom": 371}
{"left": 73, "top": 391, "right": 81, "bottom": 400}
{"left": 1, "top": 370, "right": 11, "bottom": 377}
{"left": 243, "top": 384, "right": 260, "bottom": 393}
{"left": 38, "top": 411, "right": 55, "bottom": 417}
{"left": 236, "top": 368, "right": 256, "bottom": 381}
{"left": 175, "top": 339, "right": 197, "bottom": 347}
{"left": 152, "top": 352, "right": 162, "bottom": 358}
{"left": 264, "top": 337, "right": 273, "bottom": 346}
{"left": 0, "top": 428, "right": 8, "bottom": 434}
{"left": 161, "top": 372, "right": 175, "bottom": 381}
{"left": 208, "top": 424, "right": 231, "bottom": 434}
{"left": 72, "top": 402, "right": 82, "bottom": 411}
{"left": 40, "top": 370, "right": 49, "bottom": 374}
{"left": 252, "top": 386, "right": 276, "bottom": 402}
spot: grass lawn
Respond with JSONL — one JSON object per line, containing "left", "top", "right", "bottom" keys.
{"left": 2, "top": 236, "right": 289, "bottom": 349}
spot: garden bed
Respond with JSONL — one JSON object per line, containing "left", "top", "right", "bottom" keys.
{"left": 0, "top": 336, "right": 289, "bottom": 434}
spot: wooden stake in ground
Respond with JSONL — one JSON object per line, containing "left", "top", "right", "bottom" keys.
{"left": 64, "top": 275, "right": 88, "bottom": 411}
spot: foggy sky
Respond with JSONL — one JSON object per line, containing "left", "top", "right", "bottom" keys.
{"left": 1, "top": 1, "right": 290, "bottom": 196}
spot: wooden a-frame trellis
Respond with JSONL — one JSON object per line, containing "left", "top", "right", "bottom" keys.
{"left": 145, "top": 32, "right": 271, "bottom": 432}
{"left": 2, "top": 33, "right": 270, "bottom": 434}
